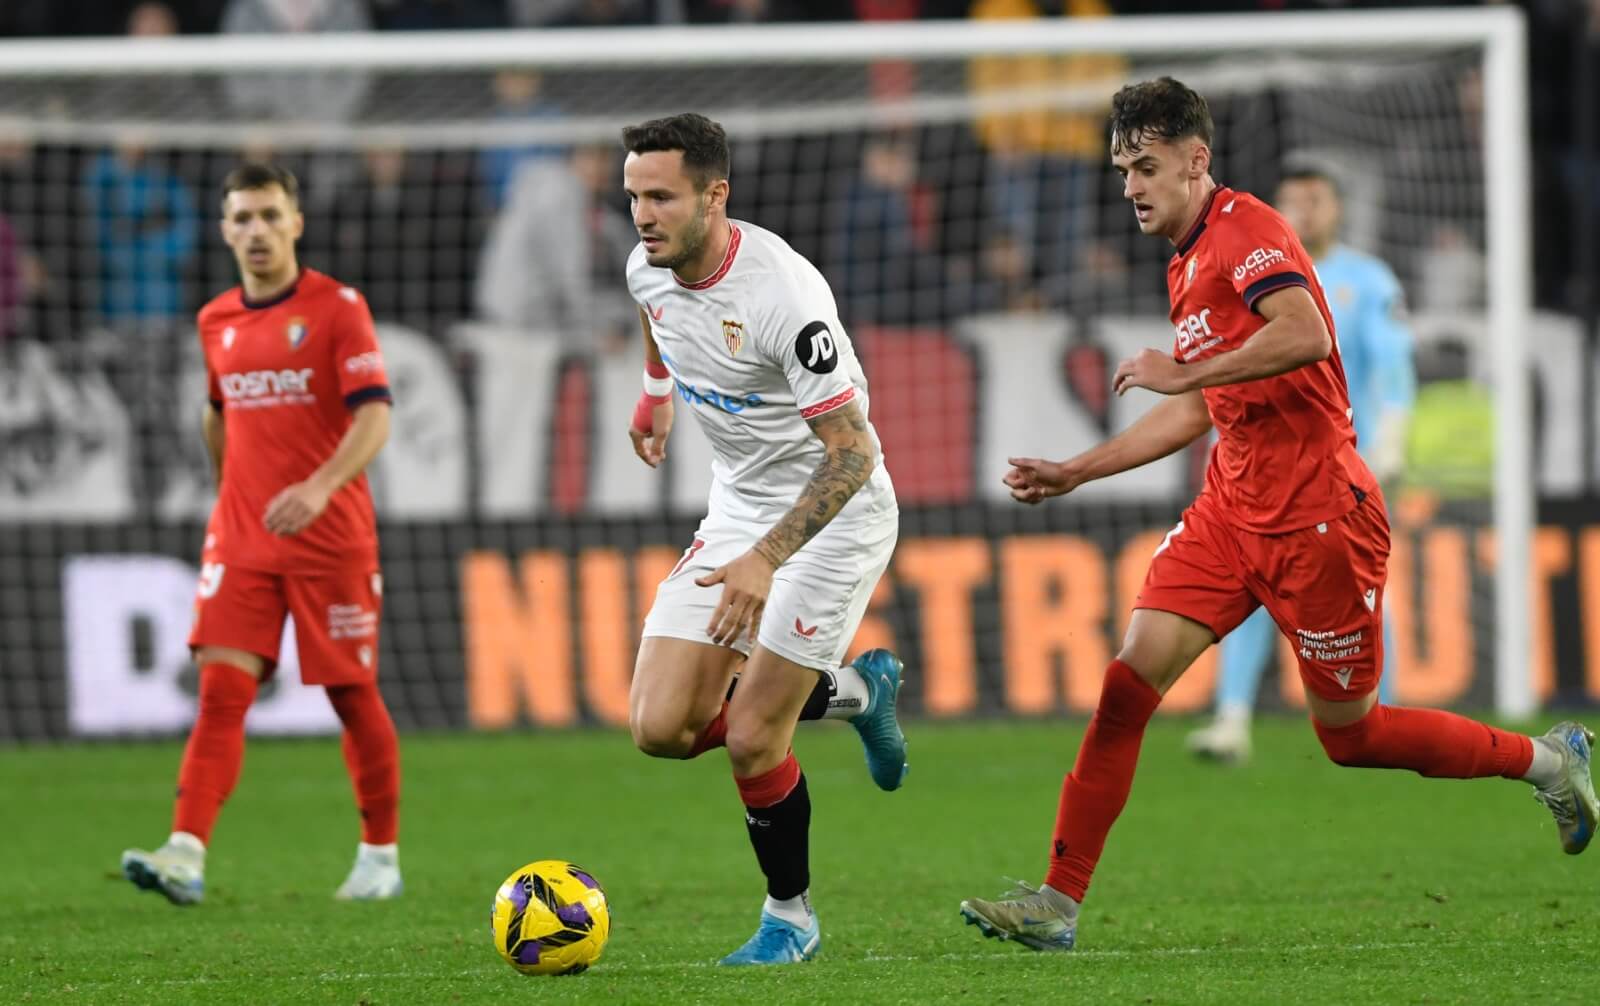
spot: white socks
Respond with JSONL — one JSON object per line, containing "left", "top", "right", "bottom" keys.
{"left": 764, "top": 891, "right": 814, "bottom": 928}
{"left": 1039, "top": 883, "right": 1081, "bottom": 917}
{"left": 167, "top": 832, "right": 205, "bottom": 859}
{"left": 822, "top": 666, "right": 873, "bottom": 721}
{"left": 1214, "top": 703, "right": 1252, "bottom": 728}
{"left": 1523, "top": 736, "right": 1564, "bottom": 789}
{"left": 359, "top": 842, "right": 398, "bottom": 863}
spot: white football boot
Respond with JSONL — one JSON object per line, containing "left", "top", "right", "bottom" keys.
{"left": 1185, "top": 709, "right": 1252, "bottom": 764}
{"left": 122, "top": 835, "right": 205, "bottom": 906}
{"left": 960, "top": 881, "right": 1078, "bottom": 952}
{"left": 1532, "top": 722, "right": 1599, "bottom": 855}
{"left": 335, "top": 843, "right": 403, "bottom": 900}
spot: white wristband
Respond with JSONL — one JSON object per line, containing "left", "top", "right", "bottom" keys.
{"left": 643, "top": 369, "right": 673, "bottom": 398}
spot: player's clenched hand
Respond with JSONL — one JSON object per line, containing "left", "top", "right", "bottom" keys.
{"left": 263, "top": 479, "right": 332, "bottom": 536}
{"left": 696, "top": 549, "right": 776, "bottom": 647}
{"left": 1114, "top": 348, "right": 1192, "bottom": 396}
{"left": 629, "top": 397, "right": 674, "bottom": 469}
{"left": 1002, "top": 456, "right": 1080, "bottom": 505}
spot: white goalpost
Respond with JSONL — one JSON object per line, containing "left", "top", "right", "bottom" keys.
{"left": 0, "top": 8, "right": 1535, "bottom": 736}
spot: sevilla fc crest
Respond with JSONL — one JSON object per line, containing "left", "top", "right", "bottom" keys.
{"left": 286, "top": 317, "right": 309, "bottom": 350}
{"left": 722, "top": 319, "right": 745, "bottom": 356}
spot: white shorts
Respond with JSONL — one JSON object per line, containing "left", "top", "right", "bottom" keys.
{"left": 642, "top": 511, "right": 898, "bottom": 671}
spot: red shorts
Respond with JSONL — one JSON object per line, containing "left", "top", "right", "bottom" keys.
{"left": 187, "top": 558, "right": 383, "bottom": 685}
{"left": 1135, "top": 491, "right": 1390, "bottom": 702}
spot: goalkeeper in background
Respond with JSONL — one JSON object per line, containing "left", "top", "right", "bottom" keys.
{"left": 1188, "top": 163, "right": 1417, "bottom": 763}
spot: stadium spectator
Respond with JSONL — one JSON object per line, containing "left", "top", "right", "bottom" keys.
{"left": 221, "top": 0, "right": 373, "bottom": 123}
{"left": 82, "top": 138, "right": 200, "bottom": 323}
{"left": 328, "top": 146, "right": 414, "bottom": 325}
{"left": 0, "top": 216, "right": 20, "bottom": 344}
{"left": 968, "top": 0, "right": 1126, "bottom": 308}
{"left": 969, "top": 230, "right": 1044, "bottom": 314}
{"left": 1414, "top": 67, "right": 1488, "bottom": 312}
{"left": 683, "top": 0, "right": 854, "bottom": 20}
{"left": 317, "top": 143, "right": 477, "bottom": 331}
{"left": 478, "top": 70, "right": 565, "bottom": 211}
{"left": 474, "top": 142, "right": 637, "bottom": 350}
{"left": 0, "top": 122, "right": 58, "bottom": 338}
{"left": 830, "top": 132, "right": 951, "bottom": 324}
{"left": 1548, "top": 0, "right": 1600, "bottom": 308}
{"left": 509, "top": 0, "right": 656, "bottom": 26}
{"left": 126, "top": 1, "right": 180, "bottom": 35}
{"left": 372, "top": 0, "right": 510, "bottom": 30}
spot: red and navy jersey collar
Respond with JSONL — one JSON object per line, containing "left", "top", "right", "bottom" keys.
{"left": 1173, "top": 185, "right": 1230, "bottom": 259}
{"left": 239, "top": 269, "right": 305, "bottom": 310}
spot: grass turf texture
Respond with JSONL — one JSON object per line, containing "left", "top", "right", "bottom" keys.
{"left": 2, "top": 718, "right": 1590, "bottom": 1004}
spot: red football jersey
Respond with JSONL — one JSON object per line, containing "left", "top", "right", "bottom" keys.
{"left": 199, "top": 268, "right": 391, "bottom": 573}
{"left": 1167, "top": 186, "right": 1376, "bottom": 533}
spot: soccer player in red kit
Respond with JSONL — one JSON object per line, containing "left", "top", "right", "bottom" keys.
{"left": 121, "top": 163, "right": 401, "bottom": 905}
{"left": 958, "top": 77, "right": 1598, "bottom": 951}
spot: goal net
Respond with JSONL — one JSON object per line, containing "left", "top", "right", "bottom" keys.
{"left": 0, "top": 11, "right": 1534, "bottom": 739}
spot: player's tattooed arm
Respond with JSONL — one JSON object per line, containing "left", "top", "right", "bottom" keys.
{"left": 695, "top": 400, "right": 873, "bottom": 645}
{"left": 752, "top": 401, "right": 876, "bottom": 568}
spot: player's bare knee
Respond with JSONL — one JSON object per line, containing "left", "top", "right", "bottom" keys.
{"left": 629, "top": 713, "right": 696, "bottom": 759}
{"left": 724, "top": 718, "right": 784, "bottom": 775}
{"left": 1116, "top": 609, "right": 1215, "bottom": 694}
{"left": 1111, "top": 641, "right": 1191, "bottom": 695}
{"left": 195, "top": 646, "right": 265, "bottom": 679}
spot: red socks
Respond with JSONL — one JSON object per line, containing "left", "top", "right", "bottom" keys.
{"left": 1037, "top": 660, "right": 1536, "bottom": 906}
{"left": 1045, "top": 660, "right": 1162, "bottom": 902}
{"left": 1313, "top": 704, "right": 1533, "bottom": 779}
{"left": 172, "top": 667, "right": 400, "bottom": 847}
{"left": 735, "top": 750, "right": 802, "bottom": 808}
{"left": 687, "top": 702, "right": 730, "bottom": 758}
{"left": 327, "top": 682, "right": 402, "bottom": 845}
{"left": 173, "top": 663, "right": 259, "bottom": 843}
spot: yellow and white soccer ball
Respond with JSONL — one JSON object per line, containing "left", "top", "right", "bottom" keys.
{"left": 490, "top": 860, "right": 611, "bottom": 976}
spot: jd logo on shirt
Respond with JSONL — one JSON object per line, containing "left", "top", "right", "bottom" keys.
{"left": 795, "top": 320, "right": 838, "bottom": 374}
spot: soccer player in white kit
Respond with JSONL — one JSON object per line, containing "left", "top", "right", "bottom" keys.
{"left": 622, "top": 113, "right": 907, "bottom": 966}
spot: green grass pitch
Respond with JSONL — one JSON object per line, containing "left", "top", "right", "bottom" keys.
{"left": 2, "top": 717, "right": 1592, "bottom": 1004}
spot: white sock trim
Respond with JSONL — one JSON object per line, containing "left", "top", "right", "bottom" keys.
{"left": 763, "top": 891, "right": 814, "bottom": 927}
{"left": 359, "top": 842, "right": 398, "bottom": 861}
{"left": 823, "top": 665, "right": 872, "bottom": 721}
{"left": 1215, "top": 703, "right": 1252, "bottom": 726}
{"left": 1040, "top": 883, "right": 1081, "bottom": 916}
{"left": 168, "top": 831, "right": 205, "bottom": 856}
{"left": 1523, "top": 736, "right": 1564, "bottom": 789}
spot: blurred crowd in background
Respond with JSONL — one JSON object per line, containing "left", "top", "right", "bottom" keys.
{"left": 0, "top": 0, "right": 1592, "bottom": 356}
{"left": 0, "top": 0, "right": 1564, "bottom": 34}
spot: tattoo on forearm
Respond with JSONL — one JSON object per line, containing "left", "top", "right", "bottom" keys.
{"left": 754, "top": 404, "right": 873, "bottom": 568}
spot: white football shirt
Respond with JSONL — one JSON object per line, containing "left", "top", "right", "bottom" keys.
{"left": 626, "top": 220, "right": 896, "bottom": 525}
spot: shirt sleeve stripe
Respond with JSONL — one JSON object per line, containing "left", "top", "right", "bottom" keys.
{"left": 1243, "top": 271, "right": 1310, "bottom": 313}
{"left": 344, "top": 385, "right": 393, "bottom": 410}
{"left": 799, "top": 387, "right": 855, "bottom": 420}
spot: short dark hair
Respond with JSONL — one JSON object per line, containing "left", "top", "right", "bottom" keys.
{"left": 1277, "top": 163, "right": 1342, "bottom": 198}
{"left": 1108, "top": 77, "right": 1214, "bottom": 155}
{"left": 221, "top": 162, "right": 299, "bottom": 207}
{"left": 620, "top": 113, "right": 730, "bottom": 191}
